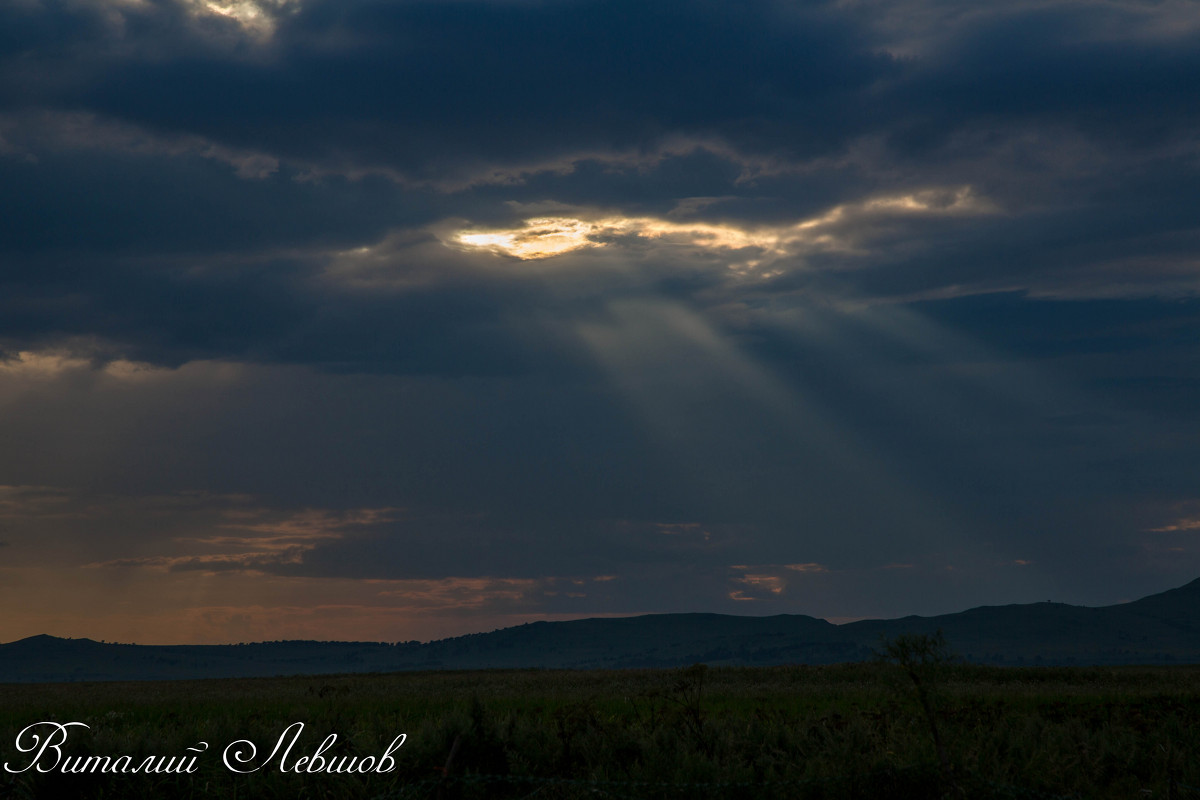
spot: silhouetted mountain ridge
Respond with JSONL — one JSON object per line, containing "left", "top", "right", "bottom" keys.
{"left": 3, "top": 579, "right": 1197, "bottom": 682}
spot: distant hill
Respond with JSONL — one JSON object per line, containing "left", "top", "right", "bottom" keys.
{"left": 841, "top": 576, "right": 1200, "bottom": 666}
{"left": 3, "top": 579, "right": 1198, "bottom": 682}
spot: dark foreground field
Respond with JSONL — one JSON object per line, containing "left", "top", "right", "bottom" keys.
{"left": 1, "top": 663, "right": 1198, "bottom": 799}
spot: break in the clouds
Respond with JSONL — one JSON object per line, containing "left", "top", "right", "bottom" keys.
{"left": 1, "top": 0, "right": 1199, "bottom": 643}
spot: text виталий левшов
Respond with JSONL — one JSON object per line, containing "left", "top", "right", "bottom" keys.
{"left": 3, "top": 721, "right": 406, "bottom": 775}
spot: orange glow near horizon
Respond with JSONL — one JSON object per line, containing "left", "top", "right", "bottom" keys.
{"left": 0, "top": 564, "right": 632, "bottom": 645}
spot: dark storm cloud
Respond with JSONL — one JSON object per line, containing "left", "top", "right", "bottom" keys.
{"left": 74, "top": 0, "right": 887, "bottom": 174}
{"left": 0, "top": 248, "right": 598, "bottom": 374}
{"left": 1, "top": 0, "right": 1195, "bottom": 419}
{"left": 1, "top": 0, "right": 1198, "bottom": 335}
{"left": 890, "top": 7, "right": 1200, "bottom": 130}
{"left": 9, "top": 0, "right": 1189, "bottom": 183}
{"left": 0, "top": 144, "right": 418, "bottom": 255}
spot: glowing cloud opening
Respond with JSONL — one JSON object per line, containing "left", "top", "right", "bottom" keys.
{"left": 450, "top": 186, "right": 996, "bottom": 268}
{"left": 456, "top": 217, "right": 600, "bottom": 259}
{"left": 184, "top": 0, "right": 299, "bottom": 37}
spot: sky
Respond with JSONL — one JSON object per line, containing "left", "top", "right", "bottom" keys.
{"left": 2, "top": 0, "right": 1199, "bottom": 645}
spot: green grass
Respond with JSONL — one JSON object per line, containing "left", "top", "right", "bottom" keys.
{"left": 2, "top": 663, "right": 1198, "bottom": 798}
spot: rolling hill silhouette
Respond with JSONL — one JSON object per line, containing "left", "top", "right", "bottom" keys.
{"left": 3, "top": 579, "right": 1197, "bottom": 682}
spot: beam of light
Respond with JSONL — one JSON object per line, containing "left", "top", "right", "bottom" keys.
{"left": 575, "top": 298, "right": 958, "bottom": 578}
{"left": 833, "top": 301, "right": 1091, "bottom": 420}
{"left": 755, "top": 296, "right": 1154, "bottom": 599}
{"left": 577, "top": 298, "right": 918, "bottom": 478}
{"left": 761, "top": 298, "right": 1089, "bottom": 453}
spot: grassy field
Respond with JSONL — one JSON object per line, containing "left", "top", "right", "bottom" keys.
{"left": 1, "top": 662, "right": 1198, "bottom": 799}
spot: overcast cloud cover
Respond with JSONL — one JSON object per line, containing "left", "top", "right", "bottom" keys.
{"left": 1, "top": 0, "right": 1199, "bottom": 643}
